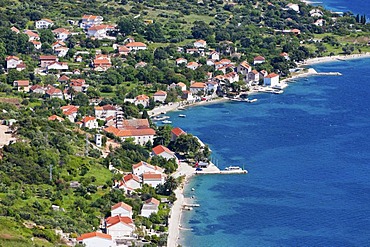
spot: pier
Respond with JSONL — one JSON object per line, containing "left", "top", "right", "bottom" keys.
{"left": 315, "top": 72, "right": 342, "bottom": 76}
{"left": 195, "top": 162, "right": 248, "bottom": 175}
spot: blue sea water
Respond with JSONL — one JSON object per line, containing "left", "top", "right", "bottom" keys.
{"left": 166, "top": 58, "right": 370, "bottom": 246}
{"left": 312, "top": 0, "right": 370, "bottom": 16}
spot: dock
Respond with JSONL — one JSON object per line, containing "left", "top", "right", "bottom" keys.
{"left": 315, "top": 72, "right": 342, "bottom": 76}
{"left": 195, "top": 162, "right": 248, "bottom": 175}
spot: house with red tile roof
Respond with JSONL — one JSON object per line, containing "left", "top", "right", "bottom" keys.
{"left": 253, "top": 56, "right": 266, "bottom": 65}
{"left": 47, "top": 62, "right": 68, "bottom": 71}
{"left": 171, "top": 127, "right": 186, "bottom": 142}
{"left": 194, "top": 39, "right": 207, "bottom": 48}
{"left": 186, "top": 61, "right": 200, "bottom": 70}
{"left": 264, "top": 73, "right": 280, "bottom": 87}
{"left": 190, "top": 82, "right": 207, "bottom": 95}
{"left": 105, "top": 215, "right": 135, "bottom": 240}
{"left": 94, "top": 104, "right": 118, "bottom": 120}
{"left": 209, "top": 51, "right": 220, "bottom": 60}
{"left": 13, "top": 80, "right": 30, "bottom": 92}
{"left": 6, "top": 56, "right": 23, "bottom": 70}
{"left": 176, "top": 58, "right": 188, "bottom": 66}
{"left": 81, "top": 116, "right": 98, "bottom": 129}
{"left": 35, "top": 19, "right": 54, "bottom": 29}
{"left": 76, "top": 232, "right": 113, "bottom": 247}
{"left": 125, "top": 42, "right": 147, "bottom": 51}
{"left": 142, "top": 173, "right": 165, "bottom": 187}
{"left": 177, "top": 82, "right": 187, "bottom": 91}
{"left": 80, "top": 14, "right": 104, "bottom": 29}
{"left": 153, "top": 90, "right": 167, "bottom": 103}
{"left": 237, "top": 61, "right": 252, "bottom": 75}
{"left": 93, "top": 54, "right": 111, "bottom": 71}
{"left": 10, "top": 26, "right": 20, "bottom": 34}
{"left": 103, "top": 125, "right": 155, "bottom": 145}
{"left": 87, "top": 24, "right": 115, "bottom": 39}
{"left": 24, "top": 30, "right": 39, "bottom": 41}
{"left": 39, "top": 55, "right": 58, "bottom": 68}
{"left": 52, "top": 28, "right": 70, "bottom": 41}
{"left": 134, "top": 94, "right": 150, "bottom": 108}
{"left": 30, "top": 40, "right": 42, "bottom": 50}
{"left": 45, "top": 85, "right": 63, "bottom": 99}
{"left": 132, "top": 161, "right": 164, "bottom": 176}
{"left": 152, "top": 145, "right": 177, "bottom": 161}
{"left": 111, "top": 202, "right": 133, "bottom": 218}
{"left": 61, "top": 105, "right": 79, "bottom": 122}
{"left": 140, "top": 197, "right": 160, "bottom": 217}
{"left": 30, "top": 84, "right": 45, "bottom": 94}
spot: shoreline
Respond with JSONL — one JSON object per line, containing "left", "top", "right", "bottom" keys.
{"left": 165, "top": 53, "right": 370, "bottom": 246}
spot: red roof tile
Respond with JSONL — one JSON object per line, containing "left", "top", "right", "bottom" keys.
{"left": 111, "top": 202, "right": 132, "bottom": 212}
{"left": 152, "top": 145, "right": 173, "bottom": 155}
{"left": 77, "top": 232, "right": 112, "bottom": 241}
{"left": 171, "top": 127, "right": 186, "bottom": 137}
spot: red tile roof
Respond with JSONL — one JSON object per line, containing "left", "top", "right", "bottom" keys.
{"left": 104, "top": 126, "right": 156, "bottom": 137}
{"left": 6, "top": 56, "right": 19, "bottom": 61}
{"left": 132, "top": 161, "right": 164, "bottom": 172}
{"left": 48, "top": 115, "right": 64, "bottom": 121}
{"left": 77, "top": 232, "right": 112, "bottom": 241}
{"left": 143, "top": 173, "right": 162, "bottom": 180}
{"left": 154, "top": 90, "right": 167, "bottom": 96}
{"left": 126, "top": 42, "right": 147, "bottom": 47}
{"left": 39, "top": 55, "right": 57, "bottom": 60}
{"left": 254, "top": 56, "right": 265, "bottom": 61}
{"left": 265, "top": 73, "right": 279, "bottom": 78}
{"left": 14, "top": 80, "right": 29, "bottom": 86}
{"left": 190, "top": 82, "right": 206, "bottom": 88}
{"left": 136, "top": 94, "right": 149, "bottom": 101}
{"left": 152, "top": 145, "right": 173, "bottom": 155}
{"left": 171, "top": 127, "right": 186, "bottom": 137}
{"left": 145, "top": 197, "right": 160, "bottom": 206}
{"left": 123, "top": 173, "right": 141, "bottom": 183}
{"left": 106, "top": 215, "right": 134, "bottom": 227}
{"left": 81, "top": 116, "right": 96, "bottom": 123}
{"left": 111, "top": 202, "right": 132, "bottom": 212}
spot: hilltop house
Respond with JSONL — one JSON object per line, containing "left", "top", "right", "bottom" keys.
{"left": 76, "top": 232, "right": 113, "bottom": 247}
{"left": 47, "top": 62, "right": 68, "bottom": 71}
{"left": 60, "top": 105, "right": 79, "bottom": 122}
{"left": 35, "top": 19, "right": 54, "bottom": 29}
{"left": 52, "top": 28, "right": 70, "bottom": 41}
{"left": 134, "top": 94, "right": 150, "bottom": 108}
{"left": 30, "top": 85, "right": 46, "bottom": 94}
{"left": 93, "top": 54, "right": 111, "bottom": 71}
{"left": 87, "top": 24, "right": 115, "bottom": 39}
{"left": 24, "top": 30, "right": 39, "bottom": 41}
{"left": 80, "top": 15, "right": 104, "bottom": 29}
{"left": 140, "top": 197, "right": 160, "bottom": 218}
{"left": 115, "top": 173, "right": 141, "bottom": 193}
{"left": 186, "top": 61, "right": 200, "bottom": 70}
{"left": 111, "top": 202, "right": 133, "bottom": 218}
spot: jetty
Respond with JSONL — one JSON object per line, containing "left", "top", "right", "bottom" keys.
{"left": 195, "top": 162, "right": 248, "bottom": 175}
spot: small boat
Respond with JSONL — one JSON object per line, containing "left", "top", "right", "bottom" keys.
{"left": 224, "top": 166, "right": 242, "bottom": 171}
{"left": 178, "top": 107, "right": 186, "bottom": 110}
{"left": 191, "top": 188, "right": 195, "bottom": 191}
{"left": 178, "top": 114, "right": 186, "bottom": 118}
{"left": 246, "top": 98, "right": 257, "bottom": 103}
{"left": 162, "top": 120, "right": 172, "bottom": 124}
{"left": 273, "top": 90, "right": 284, "bottom": 94}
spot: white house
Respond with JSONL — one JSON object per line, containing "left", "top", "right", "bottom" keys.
{"left": 280, "top": 52, "right": 290, "bottom": 60}
{"left": 152, "top": 145, "right": 177, "bottom": 161}
{"left": 176, "top": 58, "right": 187, "bottom": 66}
{"left": 47, "top": 62, "right": 68, "bottom": 71}
{"left": 132, "top": 161, "right": 164, "bottom": 177}
{"left": 52, "top": 28, "right": 70, "bottom": 41}
{"left": 94, "top": 105, "right": 117, "bottom": 120}
{"left": 106, "top": 216, "right": 135, "bottom": 240}
{"left": 142, "top": 173, "right": 165, "bottom": 187}
{"left": 6, "top": 56, "right": 22, "bottom": 69}
{"left": 263, "top": 73, "right": 280, "bottom": 87}
{"left": 140, "top": 197, "right": 160, "bottom": 218}
{"left": 121, "top": 173, "right": 141, "bottom": 192}
{"left": 13, "top": 80, "right": 30, "bottom": 92}
{"left": 24, "top": 30, "right": 40, "bottom": 41}
{"left": 206, "top": 81, "right": 218, "bottom": 93}
{"left": 81, "top": 116, "right": 98, "bottom": 129}
{"left": 103, "top": 126, "right": 155, "bottom": 146}
{"left": 35, "top": 19, "right": 54, "bottom": 29}
{"left": 190, "top": 82, "right": 207, "bottom": 95}
{"left": 177, "top": 82, "right": 187, "bottom": 91}
{"left": 254, "top": 56, "right": 266, "bottom": 65}
{"left": 61, "top": 105, "right": 79, "bottom": 122}
{"left": 87, "top": 24, "right": 115, "bottom": 39}
{"left": 237, "top": 61, "right": 252, "bottom": 75}
{"left": 54, "top": 47, "right": 69, "bottom": 57}
{"left": 111, "top": 202, "right": 133, "bottom": 218}
{"left": 209, "top": 51, "right": 220, "bottom": 61}
{"left": 314, "top": 19, "right": 325, "bottom": 27}
{"left": 31, "top": 40, "right": 42, "bottom": 50}
{"left": 186, "top": 61, "right": 200, "bottom": 70}
{"left": 76, "top": 232, "right": 113, "bottom": 247}
{"left": 194, "top": 39, "right": 207, "bottom": 48}
{"left": 80, "top": 15, "right": 104, "bottom": 29}
{"left": 125, "top": 42, "right": 147, "bottom": 51}
{"left": 153, "top": 90, "right": 167, "bottom": 103}
{"left": 134, "top": 94, "right": 150, "bottom": 108}
{"left": 30, "top": 84, "right": 45, "bottom": 94}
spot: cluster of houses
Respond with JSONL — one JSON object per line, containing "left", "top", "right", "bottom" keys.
{"left": 77, "top": 198, "right": 159, "bottom": 247}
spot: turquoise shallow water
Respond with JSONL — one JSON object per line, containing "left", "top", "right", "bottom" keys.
{"left": 165, "top": 58, "right": 370, "bottom": 246}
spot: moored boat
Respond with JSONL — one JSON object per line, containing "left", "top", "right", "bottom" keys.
{"left": 179, "top": 114, "right": 186, "bottom": 118}
{"left": 162, "top": 120, "right": 172, "bottom": 124}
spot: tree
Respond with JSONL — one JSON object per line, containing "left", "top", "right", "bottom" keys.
{"left": 191, "top": 21, "right": 213, "bottom": 39}
{"left": 72, "top": 92, "right": 89, "bottom": 106}
{"left": 39, "top": 29, "right": 55, "bottom": 44}
{"left": 173, "top": 134, "right": 201, "bottom": 155}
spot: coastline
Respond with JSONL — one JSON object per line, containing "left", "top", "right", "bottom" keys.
{"left": 164, "top": 52, "right": 370, "bottom": 247}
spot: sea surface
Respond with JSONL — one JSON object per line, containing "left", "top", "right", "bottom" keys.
{"left": 311, "top": 0, "right": 370, "bottom": 16}
{"left": 165, "top": 58, "right": 370, "bottom": 246}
